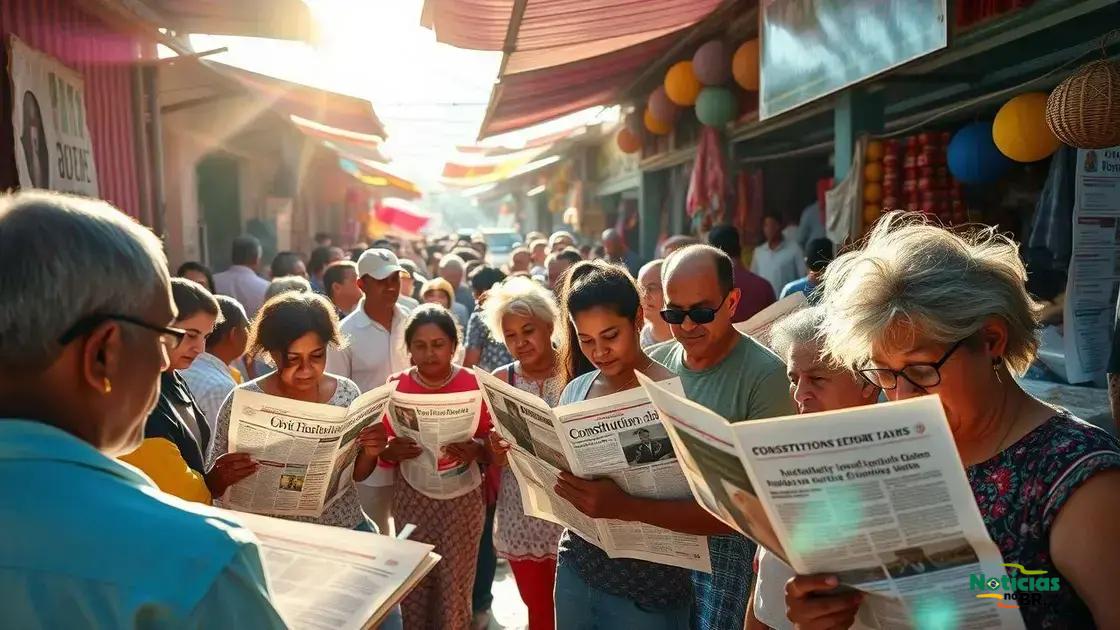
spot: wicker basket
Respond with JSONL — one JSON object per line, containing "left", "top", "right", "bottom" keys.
{"left": 1046, "top": 59, "right": 1120, "bottom": 149}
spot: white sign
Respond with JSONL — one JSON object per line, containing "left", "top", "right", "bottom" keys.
{"left": 9, "top": 35, "right": 99, "bottom": 196}
{"left": 1063, "top": 147, "right": 1120, "bottom": 384}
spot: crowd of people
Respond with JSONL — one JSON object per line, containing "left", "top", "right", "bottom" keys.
{"left": 2, "top": 188, "right": 1119, "bottom": 630}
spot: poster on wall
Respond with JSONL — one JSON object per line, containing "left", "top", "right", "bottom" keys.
{"left": 9, "top": 35, "right": 100, "bottom": 196}
{"left": 1062, "top": 147, "right": 1120, "bottom": 384}
{"left": 760, "top": 0, "right": 947, "bottom": 119}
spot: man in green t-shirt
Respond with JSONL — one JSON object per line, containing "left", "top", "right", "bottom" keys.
{"left": 648, "top": 244, "right": 796, "bottom": 630}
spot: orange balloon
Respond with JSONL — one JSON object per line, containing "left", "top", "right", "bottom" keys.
{"left": 863, "top": 203, "right": 881, "bottom": 224}
{"left": 864, "top": 162, "right": 883, "bottom": 183}
{"left": 665, "top": 61, "right": 702, "bottom": 106}
{"left": 732, "top": 40, "right": 760, "bottom": 91}
{"left": 644, "top": 109, "right": 672, "bottom": 135}
{"left": 866, "top": 140, "right": 883, "bottom": 161}
{"left": 616, "top": 128, "right": 641, "bottom": 153}
{"left": 863, "top": 182, "right": 882, "bottom": 203}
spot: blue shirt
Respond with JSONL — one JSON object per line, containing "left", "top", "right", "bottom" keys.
{"left": 780, "top": 276, "right": 819, "bottom": 302}
{"left": 0, "top": 420, "right": 287, "bottom": 629}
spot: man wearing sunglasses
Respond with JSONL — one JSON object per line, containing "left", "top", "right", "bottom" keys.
{"left": 648, "top": 244, "right": 796, "bottom": 630}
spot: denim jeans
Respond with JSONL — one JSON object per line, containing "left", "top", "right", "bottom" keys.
{"left": 472, "top": 501, "right": 498, "bottom": 612}
{"left": 554, "top": 562, "right": 691, "bottom": 630}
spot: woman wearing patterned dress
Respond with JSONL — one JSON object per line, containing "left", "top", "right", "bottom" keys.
{"left": 483, "top": 276, "right": 566, "bottom": 630}
{"left": 379, "top": 305, "right": 492, "bottom": 630}
{"left": 783, "top": 213, "right": 1120, "bottom": 630}
{"left": 210, "top": 292, "right": 387, "bottom": 530}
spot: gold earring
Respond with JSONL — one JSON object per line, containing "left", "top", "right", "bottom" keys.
{"left": 102, "top": 377, "right": 112, "bottom": 394}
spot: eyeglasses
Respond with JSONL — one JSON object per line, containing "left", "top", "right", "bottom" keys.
{"left": 857, "top": 339, "right": 965, "bottom": 391}
{"left": 660, "top": 294, "right": 729, "bottom": 325}
{"left": 58, "top": 314, "right": 188, "bottom": 354}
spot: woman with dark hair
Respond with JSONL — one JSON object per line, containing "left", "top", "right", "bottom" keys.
{"left": 549, "top": 260, "right": 690, "bottom": 629}
{"left": 378, "top": 304, "right": 493, "bottom": 630}
{"left": 121, "top": 278, "right": 225, "bottom": 503}
{"left": 208, "top": 292, "right": 387, "bottom": 530}
{"left": 176, "top": 261, "right": 215, "bottom": 293}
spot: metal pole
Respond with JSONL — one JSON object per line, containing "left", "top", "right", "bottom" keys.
{"left": 143, "top": 64, "right": 166, "bottom": 239}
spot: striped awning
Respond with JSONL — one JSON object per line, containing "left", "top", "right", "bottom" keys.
{"left": 421, "top": 0, "right": 723, "bottom": 138}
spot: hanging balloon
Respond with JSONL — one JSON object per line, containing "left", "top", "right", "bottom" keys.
{"left": 947, "top": 121, "right": 1013, "bottom": 184}
{"left": 692, "top": 40, "right": 730, "bottom": 86}
{"left": 644, "top": 109, "right": 672, "bottom": 135}
{"left": 993, "top": 92, "right": 1061, "bottom": 162}
{"left": 616, "top": 128, "right": 641, "bottom": 154}
{"left": 647, "top": 86, "right": 680, "bottom": 124}
{"left": 664, "top": 61, "right": 702, "bottom": 106}
{"left": 695, "top": 87, "right": 737, "bottom": 127}
{"left": 732, "top": 39, "right": 760, "bottom": 91}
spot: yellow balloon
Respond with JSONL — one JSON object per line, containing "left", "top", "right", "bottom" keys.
{"left": 644, "top": 109, "right": 672, "bottom": 135}
{"left": 993, "top": 92, "right": 1061, "bottom": 162}
{"left": 733, "top": 39, "right": 760, "bottom": 91}
{"left": 664, "top": 61, "right": 702, "bottom": 106}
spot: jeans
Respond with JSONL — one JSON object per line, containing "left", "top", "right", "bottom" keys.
{"left": 472, "top": 501, "right": 498, "bottom": 612}
{"left": 554, "top": 562, "right": 691, "bottom": 630}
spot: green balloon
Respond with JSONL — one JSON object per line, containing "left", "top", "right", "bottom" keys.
{"left": 695, "top": 87, "right": 736, "bottom": 127}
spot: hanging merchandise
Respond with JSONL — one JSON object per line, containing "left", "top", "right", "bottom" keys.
{"left": 993, "top": 92, "right": 1061, "bottom": 162}
{"left": 947, "top": 122, "right": 1013, "bottom": 184}
{"left": 616, "top": 128, "right": 641, "bottom": 154}
{"left": 732, "top": 39, "right": 760, "bottom": 91}
{"left": 695, "top": 87, "right": 737, "bottom": 127}
{"left": 686, "top": 126, "right": 727, "bottom": 229}
{"left": 665, "top": 61, "right": 702, "bottom": 106}
{"left": 863, "top": 141, "right": 885, "bottom": 227}
{"left": 692, "top": 40, "right": 730, "bottom": 86}
{"left": 1046, "top": 59, "right": 1120, "bottom": 149}
{"left": 644, "top": 108, "right": 672, "bottom": 135}
{"left": 648, "top": 85, "right": 681, "bottom": 124}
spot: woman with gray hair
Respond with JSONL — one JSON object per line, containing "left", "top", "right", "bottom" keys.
{"left": 482, "top": 276, "right": 565, "bottom": 629}
{"left": 783, "top": 213, "right": 1120, "bottom": 630}
{"left": 0, "top": 191, "right": 283, "bottom": 627}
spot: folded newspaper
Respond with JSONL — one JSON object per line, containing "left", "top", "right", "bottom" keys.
{"left": 637, "top": 373, "right": 1026, "bottom": 630}
{"left": 733, "top": 292, "right": 807, "bottom": 347}
{"left": 383, "top": 386, "right": 484, "bottom": 500}
{"left": 475, "top": 370, "right": 711, "bottom": 572}
{"left": 229, "top": 509, "right": 440, "bottom": 629}
{"left": 225, "top": 383, "right": 398, "bottom": 518}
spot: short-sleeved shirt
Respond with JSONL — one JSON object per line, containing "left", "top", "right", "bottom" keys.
{"left": 649, "top": 333, "right": 796, "bottom": 630}
{"left": 0, "top": 420, "right": 286, "bottom": 629}
{"left": 327, "top": 301, "right": 411, "bottom": 393}
{"left": 466, "top": 311, "right": 514, "bottom": 374}
{"left": 732, "top": 263, "right": 778, "bottom": 323}
{"left": 212, "top": 375, "right": 367, "bottom": 529}
{"left": 213, "top": 265, "right": 269, "bottom": 317}
{"left": 750, "top": 239, "right": 807, "bottom": 298}
{"left": 555, "top": 370, "right": 695, "bottom": 612}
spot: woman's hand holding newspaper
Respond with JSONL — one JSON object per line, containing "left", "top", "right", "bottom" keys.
{"left": 381, "top": 436, "right": 422, "bottom": 462}
{"left": 784, "top": 574, "right": 862, "bottom": 630}
{"left": 554, "top": 472, "right": 633, "bottom": 520}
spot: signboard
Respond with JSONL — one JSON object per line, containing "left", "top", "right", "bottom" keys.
{"left": 1062, "top": 147, "right": 1120, "bottom": 384}
{"left": 760, "top": 0, "right": 947, "bottom": 119}
{"left": 9, "top": 35, "right": 99, "bottom": 196}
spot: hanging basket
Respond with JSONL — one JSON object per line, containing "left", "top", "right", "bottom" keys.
{"left": 1046, "top": 59, "right": 1120, "bottom": 149}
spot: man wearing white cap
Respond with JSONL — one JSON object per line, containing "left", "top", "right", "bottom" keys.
{"left": 327, "top": 248, "right": 414, "bottom": 534}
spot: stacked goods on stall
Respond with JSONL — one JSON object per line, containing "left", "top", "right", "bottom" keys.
{"left": 862, "top": 140, "right": 884, "bottom": 230}
{"left": 873, "top": 132, "right": 965, "bottom": 226}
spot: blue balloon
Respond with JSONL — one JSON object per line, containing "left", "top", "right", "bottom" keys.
{"left": 947, "top": 122, "right": 1013, "bottom": 185}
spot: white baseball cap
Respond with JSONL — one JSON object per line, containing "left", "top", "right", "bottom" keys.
{"left": 357, "top": 248, "right": 410, "bottom": 280}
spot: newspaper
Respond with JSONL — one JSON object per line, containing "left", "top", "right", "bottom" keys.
{"left": 383, "top": 388, "right": 484, "bottom": 500}
{"left": 734, "top": 292, "right": 807, "bottom": 346}
{"left": 638, "top": 373, "right": 1026, "bottom": 630}
{"left": 229, "top": 509, "right": 440, "bottom": 629}
{"left": 476, "top": 370, "right": 711, "bottom": 572}
{"left": 225, "top": 383, "right": 396, "bottom": 518}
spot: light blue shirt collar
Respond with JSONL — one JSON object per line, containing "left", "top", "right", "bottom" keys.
{"left": 0, "top": 419, "right": 152, "bottom": 488}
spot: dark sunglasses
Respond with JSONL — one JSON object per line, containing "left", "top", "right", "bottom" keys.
{"left": 58, "top": 313, "right": 188, "bottom": 353}
{"left": 660, "top": 294, "right": 729, "bottom": 325}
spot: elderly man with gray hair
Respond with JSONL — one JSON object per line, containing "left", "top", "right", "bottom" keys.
{"left": 438, "top": 253, "right": 476, "bottom": 316}
{"left": 0, "top": 191, "right": 284, "bottom": 627}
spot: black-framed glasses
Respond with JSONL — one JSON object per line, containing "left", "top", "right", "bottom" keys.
{"left": 857, "top": 339, "right": 966, "bottom": 391}
{"left": 660, "top": 294, "right": 729, "bottom": 325}
{"left": 58, "top": 314, "right": 187, "bottom": 353}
